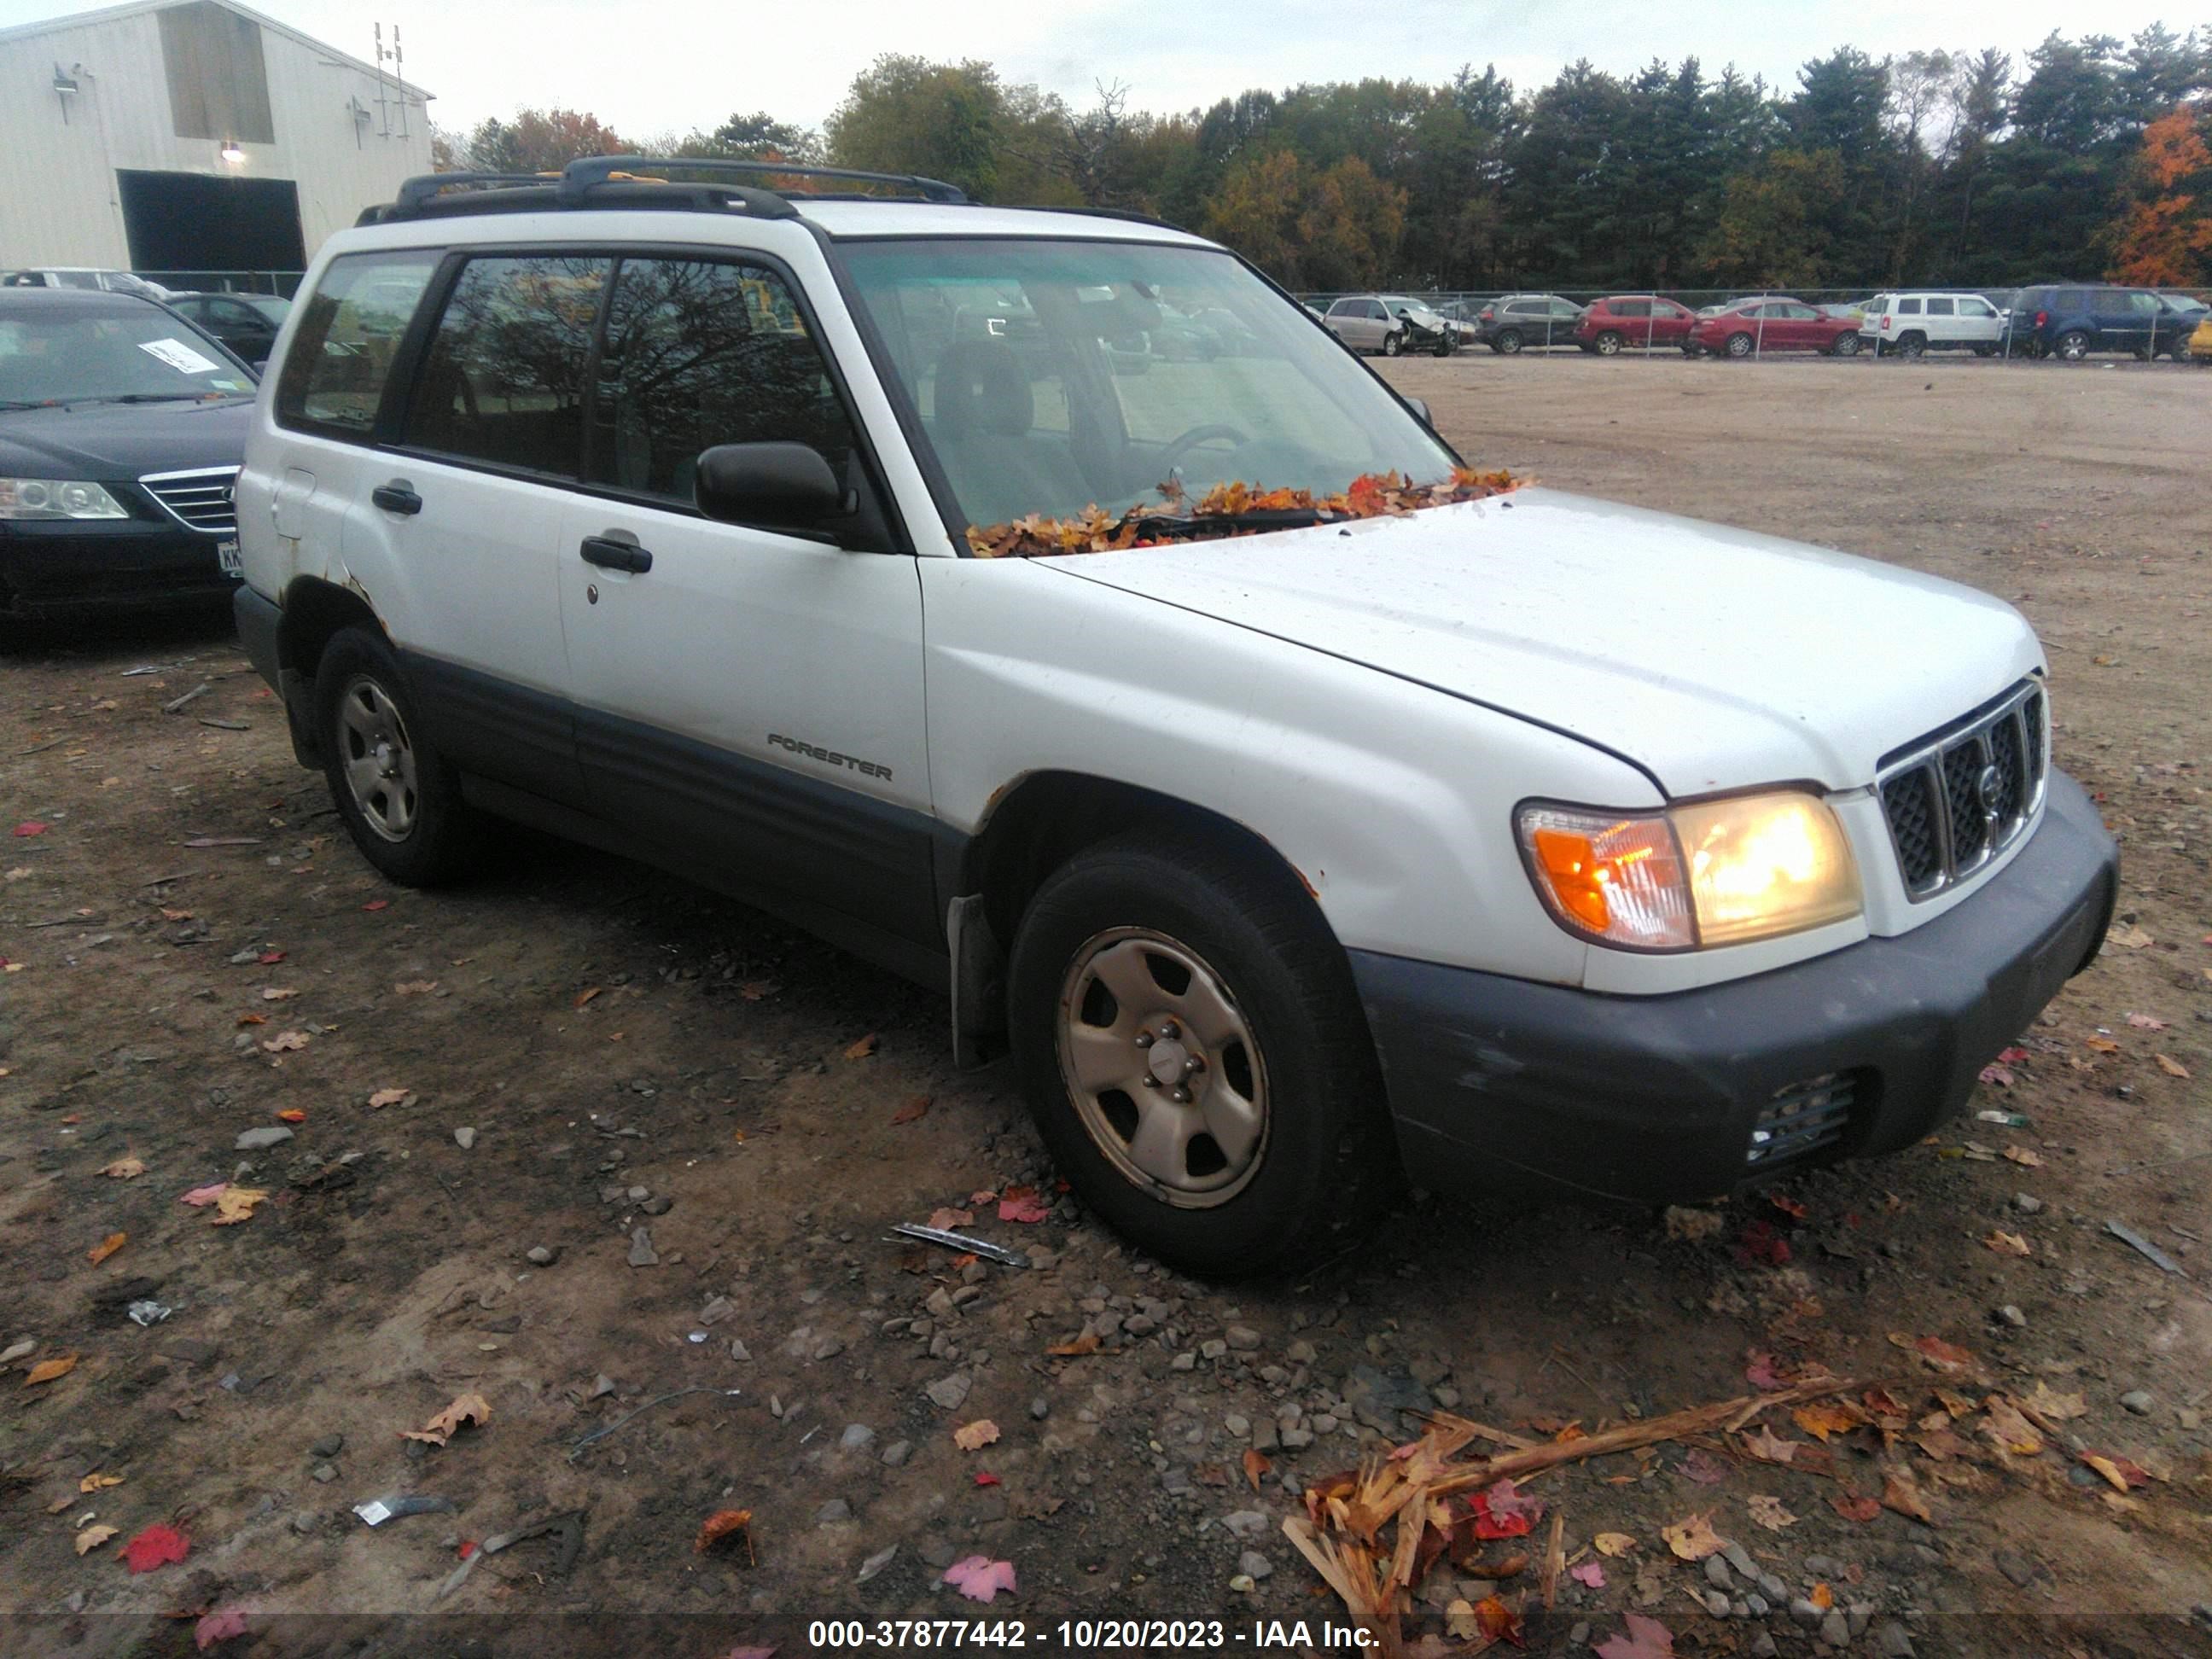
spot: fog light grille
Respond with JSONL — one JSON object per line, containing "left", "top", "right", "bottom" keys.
{"left": 1746, "top": 1072, "right": 1856, "bottom": 1167}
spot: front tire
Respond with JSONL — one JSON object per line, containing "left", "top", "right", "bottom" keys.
{"left": 1382, "top": 330, "right": 1404, "bottom": 358}
{"left": 1006, "top": 832, "right": 1397, "bottom": 1278}
{"left": 1831, "top": 332, "right": 1862, "bottom": 357}
{"left": 315, "top": 627, "right": 481, "bottom": 886}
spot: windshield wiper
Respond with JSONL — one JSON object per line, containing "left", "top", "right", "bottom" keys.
{"left": 69, "top": 392, "right": 220, "bottom": 405}
{"left": 1126, "top": 505, "right": 1331, "bottom": 538}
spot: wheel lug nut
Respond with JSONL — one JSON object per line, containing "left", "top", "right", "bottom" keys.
{"left": 1156, "top": 1020, "right": 1179, "bottom": 1041}
{"left": 1181, "top": 1056, "right": 1203, "bottom": 1077}
{"left": 1140, "top": 1074, "right": 1158, "bottom": 1089}
{"left": 1170, "top": 1087, "right": 1190, "bottom": 1104}
{"left": 1134, "top": 1033, "right": 1153, "bottom": 1050}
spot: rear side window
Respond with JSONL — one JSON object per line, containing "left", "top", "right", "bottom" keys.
{"left": 274, "top": 251, "right": 438, "bottom": 437}
{"left": 587, "top": 258, "right": 856, "bottom": 505}
{"left": 2053, "top": 289, "right": 2089, "bottom": 312}
{"left": 1327, "top": 298, "right": 1358, "bottom": 316}
{"left": 399, "top": 255, "right": 612, "bottom": 475}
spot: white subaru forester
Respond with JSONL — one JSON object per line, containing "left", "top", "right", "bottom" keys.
{"left": 234, "top": 158, "right": 2118, "bottom": 1276}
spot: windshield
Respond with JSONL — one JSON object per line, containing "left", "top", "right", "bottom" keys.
{"left": 0, "top": 308, "right": 251, "bottom": 406}
{"left": 838, "top": 239, "right": 1455, "bottom": 535}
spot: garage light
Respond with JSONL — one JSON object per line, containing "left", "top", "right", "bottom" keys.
{"left": 219, "top": 141, "right": 246, "bottom": 165}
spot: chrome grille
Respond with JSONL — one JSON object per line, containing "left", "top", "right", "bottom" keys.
{"left": 1878, "top": 681, "right": 2046, "bottom": 899}
{"left": 1746, "top": 1072, "right": 1856, "bottom": 1167}
{"left": 139, "top": 466, "right": 240, "bottom": 535}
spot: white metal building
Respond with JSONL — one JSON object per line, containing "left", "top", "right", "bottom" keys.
{"left": 0, "top": 0, "right": 433, "bottom": 283}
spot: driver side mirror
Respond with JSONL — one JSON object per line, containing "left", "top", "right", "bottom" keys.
{"left": 696, "top": 442, "right": 853, "bottom": 529}
{"left": 1404, "top": 398, "right": 1432, "bottom": 426}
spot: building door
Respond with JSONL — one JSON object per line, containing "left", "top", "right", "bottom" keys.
{"left": 116, "top": 170, "right": 306, "bottom": 282}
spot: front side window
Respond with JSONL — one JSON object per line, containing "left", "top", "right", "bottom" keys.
{"left": 276, "top": 251, "right": 439, "bottom": 436}
{"left": 587, "top": 258, "right": 856, "bottom": 504}
{"left": 399, "top": 255, "right": 610, "bottom": 475}
{"left": 1926, "top": 298, "right": 1954, "bottom": 316}
{"left": 1960, "top": 298, "right": 1995, "bottom": 317}
{"left": 1896, "top": 297, "right": 1922, "bottom": 315}
{"left": 1613, "top": 300, "right": 1650, "bottom": 318}
{"left": 841, "top": 238, "right": 1453, "bottom": 536}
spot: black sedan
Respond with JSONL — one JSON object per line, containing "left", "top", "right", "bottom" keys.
{"left": 165, "top": 291, "right": 291, "bottom": 370}
{"left": 0, "top": 288, "right": 256, "bottom": 620}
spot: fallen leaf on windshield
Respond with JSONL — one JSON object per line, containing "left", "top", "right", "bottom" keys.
{"left": 952, "top": 1419, "right": 1000, "bottom": 1452}
{"left": 403, "top": 1392, "right": 492, "bottom": 1446}
{"left": 87, "top": 1232, "right": 127, "bottom": 1266}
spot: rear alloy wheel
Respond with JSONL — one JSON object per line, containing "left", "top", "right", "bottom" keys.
{"left": 315, "top": 626, "right": 481, "bottom": 886}
{"left": 1831, "top": 332, "right": 1862, "bottom": 357}
{"left": 1007, "top": 832, "right": 1396, "bottom": 1278}
{"left": 2055, "top": 329, "right": 2091, "bottom": 362}
{"left": 1493, "top": 329, "right": 1523, "bottom": 355}
{"left": 1594, "top": 330, "right": 1624, "bottom": 356}
{"left": 1725, "top": 332, "right": 1755, "bottom": 358}
{"left": 1382, "top": 329, "right": 1405, "bottom": 358}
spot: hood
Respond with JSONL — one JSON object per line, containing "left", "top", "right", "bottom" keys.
{"left": 0, "top": 397, "right": 253, "bottom": 480}
{"left": 1040, "top": 489, "right": 2044, "bottom": 795}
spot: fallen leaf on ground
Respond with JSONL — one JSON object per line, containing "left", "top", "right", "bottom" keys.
{"left": 974, "top": 1470, "right": 1001, "bottom": 1487}
{"left": 1907, "top": 1335, "right": 1976, "bottom": 1373}
{"left": 2084, "top": 1035, "right": 2120, "bottom": 1054}
{"left": 120, "top": 1522, "right": 189, "bottom": 1573}
{"left": 1593, "top": 1532, "right": 1638, "bottom": 1557}
{"left": 952, "top": 1419, "right": 1000, "bottom": 1452}
{"left": 1571, "top": 1559, "right": 1607, "bottom": 1587}
{"left": 1882, "top": 1468, "right": 1935, "bottom": 1523}
{"left": 79, "top": 1471, "right": 122, "bottom": 1493}
{"left": 276, "top": 1109, "right": 307, "bottom": 1124}
{"left": 2003, "top": 1146, "right": 2043, "bottom": 1167}
{"left": 1977, "top": 1063, "right": 2013, "bottom": 1086}
{"left": 260, "top": 987, "right": 297, "bottom": 1001}
{"left": 737, "top": 981, "right": 778, "bottom": 1001}
{"left": 100, "top": 1157, "right": 145, "bottom": 1179}
{"left": 926, "top": 1208, "right": 974, "bottom": 1231}
{"left": 2023, "top": 1382, "right": 2087, "bottom": 1421}
{"left": 1985, "top": 1231, "right": 2033, "bottom": 1256}
{"left": 367, "top": 1087, "right": 411, "bottom": 1108}
{"left": 195, "top": 1608, "right": 249, "bottom": 1649}
{"left": 1747, "top": 1493, "right": 1797, "bottom": 1530}
{"left": 1470, "top": 1485, "right": 1535, "bottom": 1540}
{"left": 1980, "top": 1396, "right": 2042, "bottom": 1456}
{"left": 402, "top": 1392, "right": 492, "bottom": 1447}
{"left": 236, "top": 1013, "right": 266, "bottom": 1027}
{"left": 844, "top": 1033, "right": 878, "bottom": 1060}
{"left": 890, "top": 1096, "right": 930, "bottom": 1126}
{"left": 1740, "top": 1424, "right": 1798, "bottom": 1464}
{"left": 1830, "top": 1493, "right": 1881, "bottom": 1523}
{"left": 2156, "top": 1055, "right": 2191, "bottom": 1078}
{"left": 74, "top": 1524, "right": 119, "bottom": 1556}
{"left": 1678, "top": 1447, "right": 1727, "bottom": 1484}
{"left": 210, "top": 1186, "right": 269, "bottom": 1225}
{"left": 1473, "top": 1596, "right": 1522, "bottom": 1644}
{"left": 14, "top": 821, "right": 48, "bottom": 836}
{"left": 26, "top": 1353, "right": 78, "bottom": 1385}
{"left": 695, "top": 1508, "right": 754, "bottom": 1555}
{"left": 1594, "top": 1612, "right": 1675, "bottom": 1659}
{"left": 395, "top": 980, "right": 439, "bottom": 994}
{"left": 1792, "top": 1402, "right": 1858, "bottom": 1442}
{"left": 1661, "top": 1513, "right": 1722, "bottom": 1560}
{"left": 1046, "top": 1330, "right": 1099, "bottom": 1357}
{"left": 362, "top": 899, "right": 390, "bottom": 912}
{"left": 2081, "top": 1452, "right": 2150, "bottom": 1491}
{"left": 1663, "top": 1205, "right": 1724, "bottom": 1241}
{"left": 1810, "top": 1582, "right": 1835, "bottom": 1610}
{"left": 1243, "top": 1448, "right": 1272, "bottom": 1491}
{"left": 2125, "top": 1013, "right": 2168, "bottom": 1030}
{"left": 997, "top": 1185, "right": 1049, "bottom": 1224}
{"left": 179, "top": 1183, "right": 228, "bottom": 1207}
{"left": 573, "top": 987, "right": 602, "bottom": 1010}
{"left": 943, "top": 1555, "right": 1016, "bottom": 1604}
{"left": 2105, "top": 923, "right": 2152, "bottom": 948}
{"left": 260, "top": 1030, "right": 308, "bottom": 1052}
{"left": 258, "top": 950, "right": 285, "bottom": 963}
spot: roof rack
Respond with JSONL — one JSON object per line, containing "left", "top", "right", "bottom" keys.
{"left": 559, "top": 155, "right": 967, "bottom": 204}
{"left": 364, "top": 155, "right": 969, "bottom": 227}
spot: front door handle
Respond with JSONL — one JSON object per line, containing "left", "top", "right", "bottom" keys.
{"left": 371, "top": 481, "right": 422, "bottom": 516}
{"left": 579, "top": 535, "right": 652, "bottom": 574}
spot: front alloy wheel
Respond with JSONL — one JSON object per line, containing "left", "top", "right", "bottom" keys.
{"left": 1057, "top": 928, "right": 1267, "bottom": 1206}
{"left": 1382, "top": 329, "right": 1405, "bottom": 357}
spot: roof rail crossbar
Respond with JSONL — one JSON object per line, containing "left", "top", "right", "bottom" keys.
{"left": 560, "top": 155, "right": 968, "bottom": 204}
{"left": 394, "top": 169, "right": 557, "bottom": 212}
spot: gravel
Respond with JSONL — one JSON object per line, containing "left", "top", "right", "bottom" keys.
{"left": 881, "top": 1440, "right": 912, "bottom": 1468}
{"left": 234, "top": 1126, "right": 294, "bottom": 1150}
{"left": 1239, "top": 1550, "right": 1273, "bottom": 1580}
{"left": 627, "top": 1228, "right": 659, "bottom": 1267}
{"left": 840, "top": 1423, "right": 876, "bottom": 1452}
{"left": 2120, "top": 1389, "right": 2154, "bottom": 1415}
{"left": 815, "top": 1498, "right": 853, "bottom": 1526}
{"left": 925, "top": 1373, "right": 970, "bottom": 1410}
{"left": 452, "top": 1126, "right": 475, "bottom": 1150}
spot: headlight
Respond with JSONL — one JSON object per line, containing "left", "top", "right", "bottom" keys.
{"left": 0, "top": 479, "right": 130, "bottom": 521}
{"left": 1516, "top": 791, "right": 1860, "bottom": 952}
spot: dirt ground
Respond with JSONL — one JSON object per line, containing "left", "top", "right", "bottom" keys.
{"left": 3, "top": 354, "right": 2209, "bottom": 1659}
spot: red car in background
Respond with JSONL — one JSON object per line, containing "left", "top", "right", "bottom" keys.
{"left": 1685, "top": 298, "right": 1864, "bottom": 358}
{"left": 1573, "top": 295, "right": 1697, "bottom": 354}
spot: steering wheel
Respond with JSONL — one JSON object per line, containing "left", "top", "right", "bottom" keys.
{"left": 1155, "top": 422, "right": 1249, "bottom": 480}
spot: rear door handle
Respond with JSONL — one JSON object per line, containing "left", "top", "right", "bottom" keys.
{"left": 371, "top": 481, "right": 422, "bottom": 516}
{"left": 579, "top": 535, "right": 652, "bottom": 574}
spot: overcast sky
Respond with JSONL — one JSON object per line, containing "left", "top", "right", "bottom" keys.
{"left": 3, "top": 0, "right": 2198, "bottom": 136}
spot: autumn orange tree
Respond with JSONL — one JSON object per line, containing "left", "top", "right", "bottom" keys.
{"left": 2106, "top": 103, "right": 2212, "bottom": 285}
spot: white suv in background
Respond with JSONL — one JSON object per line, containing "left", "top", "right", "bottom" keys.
{"left": 232, "top": 157, "right": 2118, "bottom": 1277}
{"left": 1860, "top": 292, "right": 2007, "bottom": 358}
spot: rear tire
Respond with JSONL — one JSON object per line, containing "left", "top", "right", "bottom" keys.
{"left": 1895, "top": 332, "right": 1926, "bottom": 360}
{"left": 1493, "top": 329, "right": 1523, "bottom": 355}
{"left": 314, "top": 627, "right": 482, "bottom": 887}
{"left": 1594, "top": 331, "right": 1624, "bottom": 356}
{"left": 2055, "top": 329, "right": 2090, "bottom": 362}
{"left": 1006, "top": 832, "right": 1398, "bottom": 1278}
{"left": 1725, "top": 332, "right": 1754, "bottom": 358}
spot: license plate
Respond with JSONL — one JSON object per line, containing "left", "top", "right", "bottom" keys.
{"left": 217, "top": 538, "right": 242, "bottom": 578}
